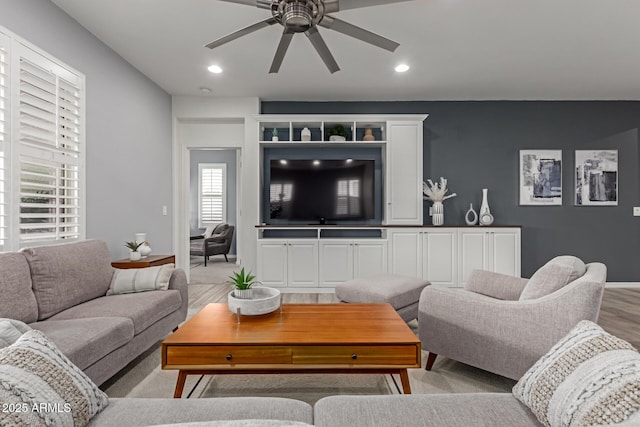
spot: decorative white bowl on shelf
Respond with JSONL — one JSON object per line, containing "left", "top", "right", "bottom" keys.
{"left": 227, "top": 286, "right": 281, "bottom": 316}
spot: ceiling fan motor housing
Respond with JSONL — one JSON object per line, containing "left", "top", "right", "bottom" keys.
{"left": 274, "top": 0, "right": 323, "bottom": 32}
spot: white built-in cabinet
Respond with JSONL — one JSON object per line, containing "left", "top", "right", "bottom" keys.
{"left": 458, "top": 228, "right": 521, "bottom": 286}
{"left": 318, "top": 239, "right": 388, "bottom": 287}
{"left": 385, "top": 121, "right": 424, "bottom": 225}
{"left": 388, "top": 228, "right": 458, "bottom": 286}
{"left": 389, "top": 227, "right": 520, "bottom": 287}
{"left": 256, "top": 239, "right": 319, "bottom": 288}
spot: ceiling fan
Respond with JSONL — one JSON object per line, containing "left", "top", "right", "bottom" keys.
{"left": 206, "top": 0, "right": 413, "bottom": 74}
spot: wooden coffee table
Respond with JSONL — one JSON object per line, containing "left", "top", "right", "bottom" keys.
{"left": 161, "top": 303, "right": 421, "bottom": 398}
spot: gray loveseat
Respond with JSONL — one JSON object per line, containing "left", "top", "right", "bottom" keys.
{"left": 0, "top": 239, "right": 188, "bottom": 386}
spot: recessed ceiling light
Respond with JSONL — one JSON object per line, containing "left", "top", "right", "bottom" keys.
{"left": 313, "top": 160, "right": 321, "bottom": 166}
{"left": 280, "top": 159, "right": 288, "bottom": 165}
{"left": 207, "top": 65, "right": 223, "bottom": 74}
{"left": 395, "top": 64, "right": 410, "bottom": 73}
{"left": 199, "top": 87, "right": 212, "bottom": 94}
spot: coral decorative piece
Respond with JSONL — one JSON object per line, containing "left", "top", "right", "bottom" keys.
{"left": 422, "top": 178, "right": 457, "bottom": 202}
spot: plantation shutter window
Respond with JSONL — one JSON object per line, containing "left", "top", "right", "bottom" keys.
{"left": 16, "top": 47, "right": 83, "bottom": 245}
{"left": 0, "top": 34, "right": 9, "bottom": 250}
{"left": 199, "top": 163, "right": 226, "bottom": 227}
{"left": 0, "top": 25, "right": 85, "bottom": 250}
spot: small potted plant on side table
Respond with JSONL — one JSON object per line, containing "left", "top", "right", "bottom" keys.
{"left": 125, "top": 241, "right": 144, "bottom": 261}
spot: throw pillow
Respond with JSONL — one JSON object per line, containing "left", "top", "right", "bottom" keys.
{"left": 0, "top": 318, "right": 31, "bottom": 346}
{"left": 203, "top": 223, "right": 220, "bottom": 239}
{"left": 0, "top": 330, "right": 108, "bottom": 427}
{"left": 519, "top": 255, "right": 587, "bottom": 300}
{"left": 513, "top": 320, "right": 640, "bottom": 427}
{"left": 107, "top": 264, "right": 174, "bottom": 295}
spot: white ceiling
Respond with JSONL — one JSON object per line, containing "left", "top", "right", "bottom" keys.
{"left": 50, "top": 0, "right": 640, "bottom": 101}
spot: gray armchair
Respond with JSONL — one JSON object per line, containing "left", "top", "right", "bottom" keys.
{"left": 190, "top": 223, "right": 235, "bottom": 266}
{"left": 418, "top": 257, "right": 606, "bottom": 380}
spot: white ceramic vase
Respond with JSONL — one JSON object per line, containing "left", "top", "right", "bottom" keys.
{"left": 479, "top": 189, "right": 494, "bottom": 226}
{"left": 301, "top": 127, "right": 311, "bottom": 141}
{"left": 135, "top": 233, "right": 152, "bottom": 258}
{"left": 465, "top": 203, "right": 478, "bottom": 226}
{"left": 430, "top": 201, "right": 444, "bottom": 226}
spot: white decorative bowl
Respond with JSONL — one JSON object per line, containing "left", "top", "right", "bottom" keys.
{"left": 227, "top": 287, "right": 281, "bottom": 316}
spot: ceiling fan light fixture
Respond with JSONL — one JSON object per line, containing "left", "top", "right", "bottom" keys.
{"left": 207, "top": 64, "right": 223, "bottom": 74}
{"left": 282, "top": 2, "right": 314, "bottom": 32}
{"left": 395, "top": 63, "right": 410, "bottom": 73}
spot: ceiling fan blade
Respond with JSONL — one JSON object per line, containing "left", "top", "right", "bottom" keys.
{"left": 218, "top": 0, "right": 271, "bottom": 9}
{"left": 324, "top": 0, "right": 415, "bottom": 13}
{"left": 204, "top": 17, "right": 277, "bottom": 49}
{"left": 269, "top": 29, "right": 295, "bottom": 74}
{"left": 305, "top": 26, "right": 340, "bottom": 74}
{"left": 319, "top": 16, "right": 399, "bottom": 52}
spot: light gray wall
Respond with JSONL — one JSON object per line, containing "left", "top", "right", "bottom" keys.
{"left": 1, "top": 0, "right": 173, "bottom": 259}
{"left": 189, "top": 149, "right": 237, "bottom": 254}
{"left": 262, "top": 101, "right": 640, "bottom": 282}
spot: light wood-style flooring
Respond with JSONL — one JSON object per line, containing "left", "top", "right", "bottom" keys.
{"left": 598, "top": 287, "right": 640, "bottom": 349}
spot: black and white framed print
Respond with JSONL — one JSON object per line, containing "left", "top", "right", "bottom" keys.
{"left": 519, "top": 150, "right": 562, "bottom": 205}
{"left": 575, "top": 149, "right": 618, "bottom": 206}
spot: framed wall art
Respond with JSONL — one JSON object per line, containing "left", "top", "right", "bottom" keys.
{"left": 519, "top": 150, "right": 562, "bottom": 205}
{"left": 575, "top": 149, "right": 618, "bottom": 206}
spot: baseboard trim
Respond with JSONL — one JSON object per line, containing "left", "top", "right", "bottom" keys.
{"left": 606, "top": 282, "right": 640, "bottom": 288}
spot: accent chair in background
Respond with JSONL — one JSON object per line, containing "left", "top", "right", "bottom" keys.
{"left": 418, "top": 256, "right": 607, "bottom": 380}
{"left": 190, "top": 223, "right": 235, "bottom": 266}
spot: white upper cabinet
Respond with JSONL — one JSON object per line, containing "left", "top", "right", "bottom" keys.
{"left": 385, "top": 121, "right": 424, "bottom": 225}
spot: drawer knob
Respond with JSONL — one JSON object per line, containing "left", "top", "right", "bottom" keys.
{"left": 351, "top": 354, "right": 358, "bottom": 360}
{"left": 226, "top": 354, "right": 232, "bottom": 361}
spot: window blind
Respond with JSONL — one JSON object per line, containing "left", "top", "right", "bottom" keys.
{"left": 199, "top": 163, "right": 226, "bottom": 226}
{"left": 17, "top": 47, "right": 83, "bottom": 245}
{"left": 0, "top": 34, "right": 9, "bottom": 250}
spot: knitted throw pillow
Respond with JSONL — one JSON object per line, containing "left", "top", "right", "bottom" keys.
{"left": 513, "top": 320, "right": 640, "bottom": 427}
{"left": 0, "top": 330, "right": 108, "bottom": 426}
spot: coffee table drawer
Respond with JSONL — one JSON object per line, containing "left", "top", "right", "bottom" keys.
{"left": 292, "top": 345, "right": 419, "bottom": 365}
{"left": 165, "top": 346, "right": 292, "bottom": 365}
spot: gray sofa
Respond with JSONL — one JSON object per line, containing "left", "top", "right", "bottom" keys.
{"left": 0, "top": 239, "right": 188, "bottom": 386}
{"left": 86, "top": 393, "right": 542, "bottom": 426}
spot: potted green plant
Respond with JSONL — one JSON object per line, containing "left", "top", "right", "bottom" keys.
{"left": 125, "top": 241, "right": 144, "bottom": 261}
{"left": 228, "top": 267, "right": 256, "bottom": 299}
{"left": 326, "top": 124, "right": 349, "bottom": 141}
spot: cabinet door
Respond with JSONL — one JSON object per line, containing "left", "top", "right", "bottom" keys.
{"left": 319, "top": 240, "right": 354, "bottom": 287}
{"left": 388, "top": 230, "right": 422, "bottom": 278}
{"left": 287, "top": 240, "right": 319, "bottom": 287}
{"left": 257, "top": 240, "right": 288, "bottom": 287}
{"left": 353, "top": 240, "right": 388, "bottom": 279}
{"left": 488, "top": 229, "right": 521, "bottom": 277}
{"left": 423, "top": 229, "right": 458, "bottom": 286}
{"left": 458, "top": 230, "right": 489, "bottom": 287}
{"left": 386, "top": 121, "right": 423, "bottom": 225}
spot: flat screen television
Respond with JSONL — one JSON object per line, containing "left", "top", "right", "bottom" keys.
{"left": 269, "top": 159, "right": 376, "bottom": 223}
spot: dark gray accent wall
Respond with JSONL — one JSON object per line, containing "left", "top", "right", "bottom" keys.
{"left": 262, "top": 101, "right": 640, "bottom": 281}
{"left": 1, "top": 1, "right": 173, "bottom": 259}
{"left": 189, "top": 149, "right": 237, "bottom": 254}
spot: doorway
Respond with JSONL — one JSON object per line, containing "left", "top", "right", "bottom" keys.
{"left": 188, "top": 148, "right": 239, "bottom": 285}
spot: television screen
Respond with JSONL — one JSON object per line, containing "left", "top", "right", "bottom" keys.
{"left": 269, "top": 159, "right": 376, "bottom": 223}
